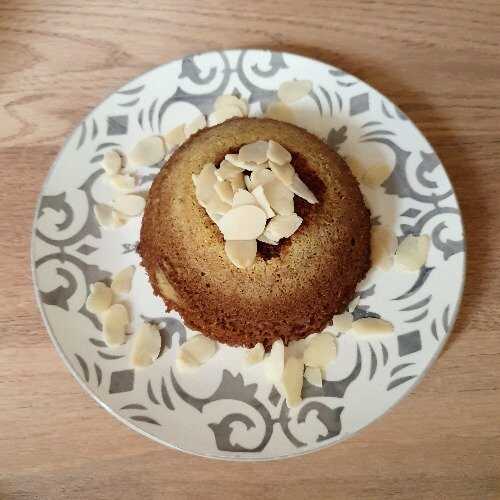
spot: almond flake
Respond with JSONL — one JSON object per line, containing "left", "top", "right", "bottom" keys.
{"left": 111, "top": 266, "right": 135, "bottom": 294}
{"left": 348, "top": 296, "right": 360, "bottom": 313}
{"left": 282, "top": 356, "right": 304, "bottom": 407}
{"left": 303, "top": 333, "right": 337, "bottom": 369}
{"left": 232, "top": 189, "right": 259, "bottom": 207}
{"left": 251, "top": 185, "right": 275, "bottom": 218}
{"left": 304, "top": 366, "right": 323, "bottom": 388}
{"left": 332, "top": 311, "right": 353, "bottom": 332}
{"left": 244, "top": 175, "right": 253, "bottom": 192}
{"left": 179, "top": 335, "right": 217, "bottom": 366}
{"left": 267, "top": 140, "right": 291, "bottom": 165}
{"left": 345, "top": 156, "right": 365, "bottom": 182}
{"left": 257, "top": 234, "right": 278, "bottom": 245}
{"left": 108, "top": 173, "right": 135, "bottom": 192}
{"left": 265, "top": 102, "right": 295, "bottom": 123}
{"left": 363, "top": 164, "right": 392, "bottom": 187}
{"left": 206, "top": 210, "right": 223, "bottom": 226}
{"left": 184, "top": 114, "right": 206, "bottom": 137}
{"left": 195, "top": 163, "right": 217, "bottom": 206}
{"left": 219, "top": 205, "right": 267, "bottom": 240}
{"left": 269, "top": 161, "right": 295, "bottom": 186}
{"left": 265, "top": 339, "right": 284, "bottom": 383}
{"left": 86, "top": 282, "right": 113, "bottom": 314}
{"left": 394, "top": 234, "right": 430, "bottom": 272}
{"left": 210, "top": 105, "right": 243, "bottom": 124}
{"left": 94, "top": 203, "right": 114, "bottom": 229}
{"left": 278, "top": 79, "right": 312, "bottom": 103}
{"left": 111, "top": 210, "right": 128, "bottom": 228}
{"left": 372, "top": 226, "right": 398, "bottom": 270}
{"left": 204, "top": 194, "right": 231, "bottom": 215}
{"left": 214, "top": 179, "right": 234, "bottom": 204}
{"left": 163, "top": 124, "right": 186, "bottom": 149}
{"left": 239, "top": 141, "right": 269, "bottom": 164}
{"left": 225, "top": 154, "right": 261, "bottom": 171}
{"left": 214, "top": 95, "right": 248, "bottom": 115}
{"left": 128, "top": 136, "right": 166, "bottom": 167}
{"left": 176, "top": 348, "right": 200, "bottom": 371}
{"left": 113, "top": 194, "right": 145, "bottom": 216}
{"left": 101, "top": 150, "right": 122, "bottom": 175}
{"left": 215, "top": 160, "right": 243, "bottom": 181}
{"left": 250, "top": 168, "right": 275, "bottom": 189}
{"left": 230, "top": 172, "right": 245, "bottom": 193}
{"left": 225, "top": 240, "right": 257, "bottom": 269}
{"left": 351, "top": 318, "right": 394, "bottom": 336}
{"left": 192, "top": 174, "right": 198, "bottom": 187}
{"left": 265, "top": 180, "right": 294, "bottom": 216}
{"left": 263, "top": 214, "right": 302, "bottom": 241}
{"left": 130, "top": 322, "right": 161, "bottom": 368}
{"left": 245, "top": 342, "right": 265, "bottom": 365}
{"left": 288, "top": 174, "right": 318, "bottom": 204}
{"left": 102, "top": 304, "right": 129, "bottom": 348}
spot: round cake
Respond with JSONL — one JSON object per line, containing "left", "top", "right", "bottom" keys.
{"left": 139, "top": 117, "right": 371, "bottom": 349}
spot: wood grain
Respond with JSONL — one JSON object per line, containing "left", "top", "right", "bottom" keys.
{"left": 1, "top": 0, "right": 499, "bottom": 498}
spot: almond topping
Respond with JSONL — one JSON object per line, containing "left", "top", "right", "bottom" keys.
{"left": 265, "top": 339, "right": 285, "bottom": 383}
{"left": 232, "top": 189, "right": 259, "bottom": 207}
{"left": 178, "top": 335, "right": 217, "bottom": 368}
{"left": 86, "top": 282, "right": 113, "bottom": 314}
{"left": 108, "top": 174, "right": 135, "bottom": 193}
{"left": 245, "top": 343, "right": 265, "bottom": 365}
{"left": 304, "top": 366, "right": 323, "bottom": 388}
{"left": 250, "top": 168, "right": 275, "bottom": 189}
{"left": 267, "top": 140, "right": 292, "bottom": 165}
{"left": 128, "top": 136, "right": 166, "bottom": 167}
{"left": 102, "top": 304, "right": 129, "bottom": 348}
{"left": 112, "top": 194, "right": 145, "bottom": 217}
{"left": 214, "top": 95, "right": 248, "bottom": 116}
{"left": 111, "top": 266, "right": 135, "bottom": 294}
{"left": 210, "top": 105, "right": 243, "bottom": 124}
{"left": 303, "top": 333, "right": 337, "bottom": 370}
{"left": 251, "top": 185, "right": 275, "bottom": 218}
{"left": 351, "top": 318, "right": 394, "bottom": 336}
{"left": 195, "top": 163, "right": 217, "bottom": 206}
{"left": 214, "top": 179, "right": 234, "bottom": 204}
{"left": 101, "top": 150, "right": 122, "bottom": 175}
{"left": 224, "top": 154, "right": 261, "bottom": 171}
{"left": 269, "top": 161, "right": 295, "bottom": 186}
{"left": 263, "top": 213, "right": 302, "bottom": 241}
{"left": 224, "top": 240, "right": 257, "bottom": 269}
{"left": 394, "top": 234, "right": 430, "bottom": 272}
{"left": 265, "top": 180, "right": 294, "bottom": 216}
{"left": 130, "top": 322, "right": 161, "bottom": 368}
{"left": 94, "top": 203, "right": 114, "bottom": 229}
{"left": 278, "top": 79, "right": 312, "bottom": 103}
{"left": 219, "top": 205, "right": 267, "bottom": 240}
{"left": 282, "top": 356, "right": 304, "bottom": 407}
{"left": 331, "top": 311, "right": 353, "bottom": 332}
{"left": 215, "top": 160, "right": 243, "bottom": 181}
{"left": 230, "top": 172, "right": 246, "bottom": 193}
{"left": 371, "top": 226, "right": 398, "bottom": 270}
{"left": 239, "top": 141, "right": 269, "bottom": 164}
{"left": 288, "top": 174, "right": 318, "bottom": 204}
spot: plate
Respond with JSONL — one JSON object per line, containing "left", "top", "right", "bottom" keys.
{"left": 32, "top": 49, "right": 465, "bottom": 460}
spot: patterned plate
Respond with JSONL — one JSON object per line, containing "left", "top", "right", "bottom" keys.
{"left": 32, "top": 49, "right": 465, "bottom": 460}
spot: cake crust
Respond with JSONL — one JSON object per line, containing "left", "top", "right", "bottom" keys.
{"left": 139, "top": 117, "right": 371, "bottom": 349}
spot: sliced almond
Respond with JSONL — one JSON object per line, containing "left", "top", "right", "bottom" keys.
{"left": 108, "top": 174, "right": 135, "bottom": 192}
{"left": 215, "top": 160, "right": 243, "bottom": 181}
{"left": 363, "top": 165, "right": 392, "bottom": 187}
{"left": 204, "top": 194, "right": 231, "bottom": 215}
{"left": 206, "top": 210, "right": 223, "bottom": 226}
{"left": 195, "top": 163, "right": 217, "bottom": 206}
{"left": 214, "top": 179, "right": 234, "bottom": 204}
{"left": 214, "top": 95, "right": 248, "bottom": 116}
{"left": 265, "top": 338, "right": 284, "bottom": 383}
{"left": 332, "top": 311, "right": 353, "bottom": 332}
{"left": 372, "top": 226, "right": 398, "bottom": 270}
{"left": 210, "top": 105, "right": 243, "bottom": 125}
{"left": 179, "top": 335, "right": 217, "bottom": 366}
{"left": 351, "top": 318, "right": 394, "bottom": 336}
{"left": 128, "top": 136, "right": 166, "bottom": 168}
{"left": 345, "top": 156, "right": 366, "bottom": 182}
{"left": 163, "top": 124, "right": 186, "bottom": 149}
{"left": 113, "top": 194, "right": 146, "bottom": 217}
{"left": 304, "top": 366, "right": 323, "bottom": 388}
{"left": 244, "top": 174, "right": 253, "bottom": 192}
{"left": 111, "top": 209, "right": 128, "bottom": 228}
{"left": 263, "top": 214, "right": 302, "bottom": 241}
{"left": 230, "top": 172, "right": 245, "bottom": 193}
{"left": 282, "top": 356, "right": 304, "bottom": 407}
{"left": 288, "top": 174, "right": 318, "bottom": 204}
{"left": 286, "top": 337, "right": 310, "bottom": 359}
{"left": 267, "top": 140, "right": 292, "bottom": 165}
{"left": 225, "top": 240, "right": 257, "bottom": 269}
{"left": 239, "top": 141, "right": 269, "bottom": 164}
{"left": 192, "top": 173, "right": 198, "bottom": 188}
{"left": 94, "top": 203, "right": 114, "bottom": 229}
{"left": 278, "top": 79, "right": 312, "bottom": 103}
{"left": 265, "top": 180, "right": 294, "bottom": 216}
{"left": 102, "top": 303, "right": 129, "bottom": 348}
{"left": 130, "top": 322, "right": 161, "bottom": 368}
{"left": 303, "top": 333, "right": 337, "bottom": 370}
{"left": 394, "top": 234, "right": 430, "bottom": 272}
{"left": 250, "top": 168, "right": 275, "bottom": 189}
{"left": 245, "top": 342, "right": 265, "bottom": 365}
{"left": 232, "top": 189, "right": 259, "bottom": 207}
{"left": 348, "top": 296, "right": 360, "bottom": 313}
{"left": 219, "top": 205, "right": 267, "bottom": 240}
{"left": 176, "top": 348, "right": 199, "bottom": 371}
{"left": 265, "top": 102, "right": 295, "bottom": 123}
{"left": 111, "top": 266, "right": 135, "bottom": 294}
{"left": 101, "top": 150, "right": 122, "bottom": 175}
{"left": 224, "top": 154, "right": 261, "bottom": 171}
{"left": 257, "top": 233, "right": 279, "bottom": 245}
{"left": 86, "top": 282, "right": 113, "bottom": 314}
{"left": 184, "top": 114, "right": 206, "bottom": 138}
{"left": 269, "top": 161, "right": 295, "bottom": 186}
{"left": 251, "top": 185, "right": 275, "bottom": 218}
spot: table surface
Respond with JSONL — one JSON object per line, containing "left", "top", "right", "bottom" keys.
{"left": 1, "top": 1, "right": 499, "bottom": 498}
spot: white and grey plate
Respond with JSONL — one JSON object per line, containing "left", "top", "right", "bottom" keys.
{"left": 32, "top": 49, "right": 465, "bottom": 460}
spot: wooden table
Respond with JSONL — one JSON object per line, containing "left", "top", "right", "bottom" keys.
{"left": 1, "top": 1, "right": 499, "bottom": 498}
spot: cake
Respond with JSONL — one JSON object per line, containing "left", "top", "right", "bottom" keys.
{"left": 138, "top": 117, "right": 371, "bottom": 349}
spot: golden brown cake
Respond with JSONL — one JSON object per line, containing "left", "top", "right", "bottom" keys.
{"left": 138, "top": 117, "right": 370, "bottom": 349}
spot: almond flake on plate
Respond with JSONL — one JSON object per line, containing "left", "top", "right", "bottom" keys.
{"left": 239, "top": 141, "right": 269, "bottom": 164}
{"left": 371, "top": 226, "right": 398, "bottom": 271}
{"left": 267, "top": 140, "right": 292, "bottom": 165}
{"left": 111, "top": 266, "right": 135, "bottom": 294}
{"left": 219, "top": 205, "right": 267, "bottom": 240}
{"left": 281, "top": 356, "right": 304, "bottom": 407}
{"left": 214, "top": 179, "right": 234, "bottom": 204}
{"left": 185, "top": 114, "right": 206, "bottom": 137}
{"left": 304, "top": 366, "right": 323, "bottom": 388}
{"left": 113, "top": 194, "right": 146, "bottom": 216}
{"left": 245, "top": 343, "right": 265, "bottom": 365}
{"left": 178, "top": 335, "right": 217, "bottom": 368}
{"left": 394, "top": 234, "right": 430, "bottom": 272}
{"left": 225, "top": 240, "right": 257, "bottom": 269}
{"left": 195, "top": 163, "right": 217, "bottom": 206}
{"left": 86, "top": 282, "right": 113, "bottom": 314}
{"left": 102, "top": 303, "right": 129, "bottom": 348}
{"left": 252, "top": 185, "right": 275, "bottom": 218}
{"left": 244, "top": 174, "right": 253, "bottom": 192}
{"left": 94, "top": 203, "right": 114, "bottom": 229}
{"left": 265, "top": 180, "right": 294, "bottom": 216}
{"left": 265, "top": 339, "right": 285, "bottom": 383}
{"left": 111, "top": 209, "right": 128, "bottom": 228}
{"left": 176, "top": 348, "right": 200, "bottom": 371}
{"left": 232, "top": 189, "right": 259, "bottom": 207}
{"left": 303, "top": 333, "right": 337, "bottom": 370}
{"left": 225, "top": 154, "right": 261, "bottom": 171}
{"left": 278, "top": 80, "right": 312, "bottom": 103}
{"left": 101, "top": 150, "right": 122, "bottom": 175}
{"left": 269, "top": 161, "right": 295, "bottom": 186}
{"left": 351, "top": 318, "right": 394, "bottom": 336}
{"left": 130, "top": 322, "right": 161, "bottom": 368}
{"left": 288, "top": 174, "right": 318, "bottom": 204}
{"left": 163, "top": 124, "right": 186, "bottom": 149}
{"left": 215, "top": 160, "right": 243, "bottom": 181}
{"left": 348, "top": 296, "right": 360, "bottom": 313}
{"left": 263, "top": 213, "right": 302, "bottom": 241}
{"left": 265, "top": 102, "right": 295, "bottom": 123}
{"left": 331, "top": 311, "right": 353, "bottom": 332}
{"left": 128, "top": 136, "right": 166, "bottom": 168}
{"left": 210, "top": 105, "right": 243, "bottom": 125}
{"left": 214, "top": 95, "right": 248, "bottom": 115}
{"left": 363, "top": 164, "right": 392, "bottom": 188}
{"left": 108, "top": 173, "right": 135, "bottom": 192}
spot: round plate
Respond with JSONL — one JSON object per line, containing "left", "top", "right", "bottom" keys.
{"left": 32, "top": 49, "right": 465, "bottom": 460}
